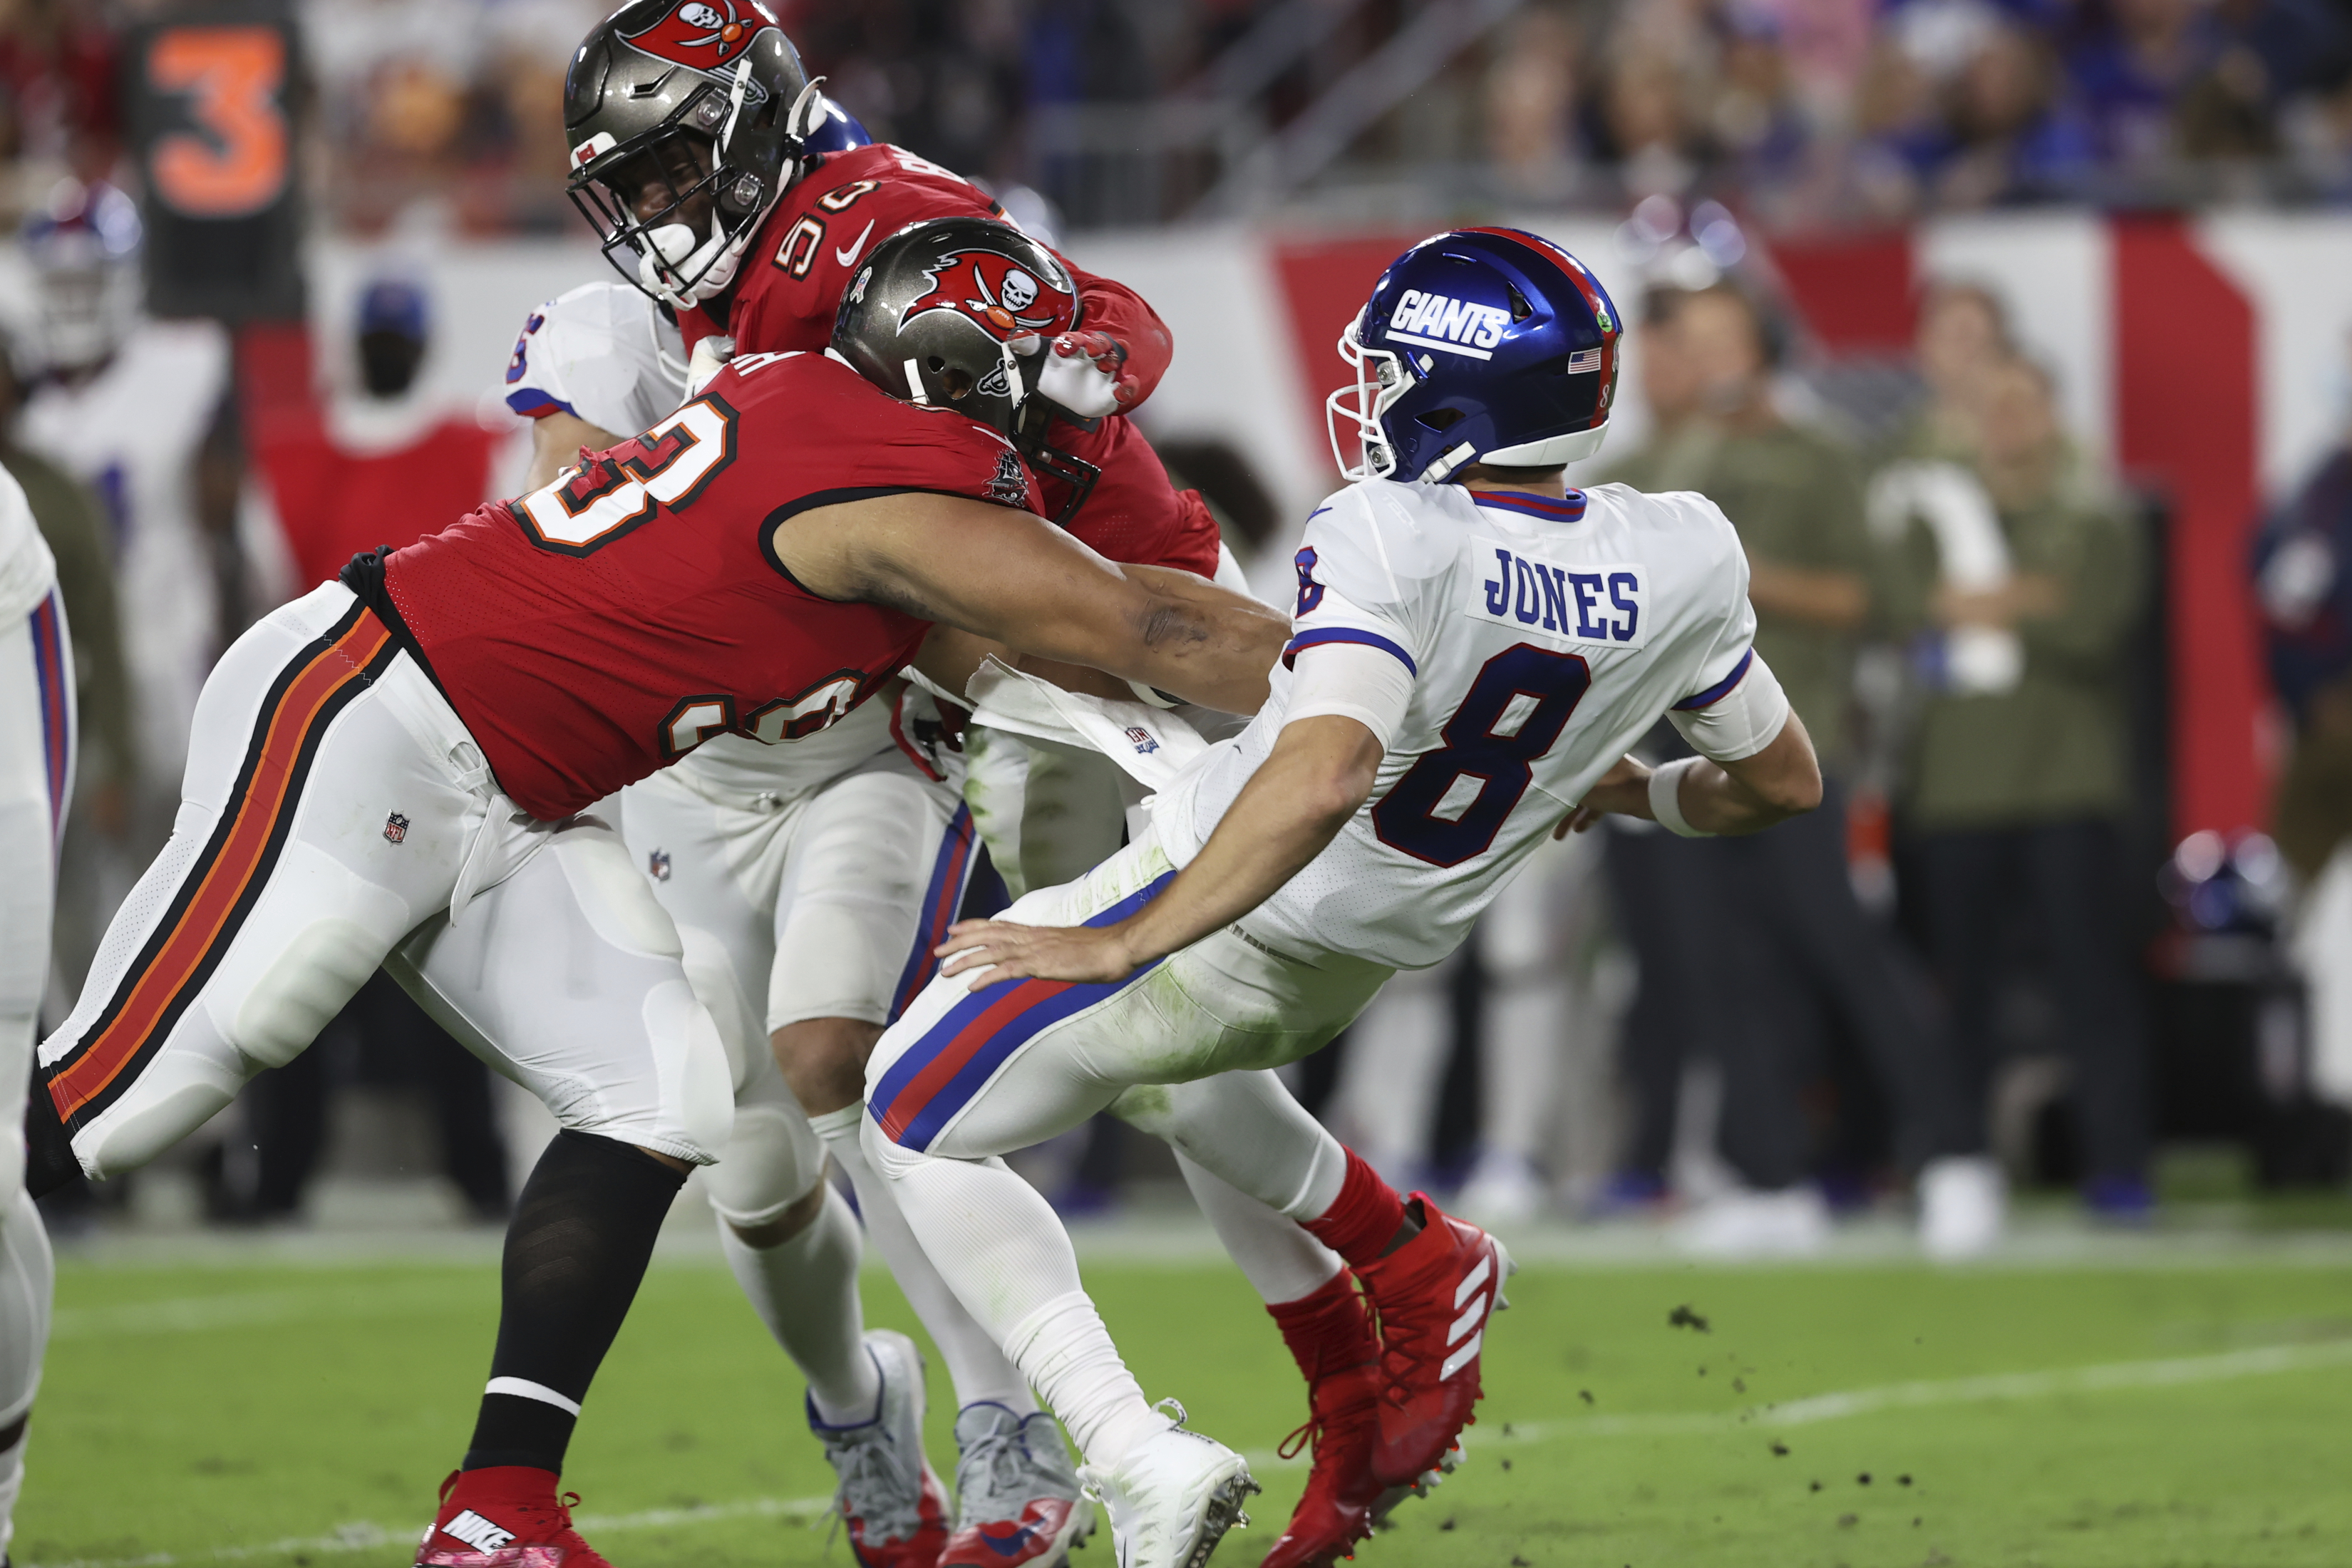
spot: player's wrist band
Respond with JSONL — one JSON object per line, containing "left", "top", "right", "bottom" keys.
{"left": 1648, "top": 756, "right": 1714, "bottom": 838}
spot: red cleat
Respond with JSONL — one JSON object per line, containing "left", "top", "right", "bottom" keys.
{"left": 416, "top": 1468, "right": 611, "bottom": 1568}
{"left": 1258, "top": 1358, "right": 1383, "bottom": 1568}
{"left": 1349, "top": 1196, "right": 1512, "bottom": 1488}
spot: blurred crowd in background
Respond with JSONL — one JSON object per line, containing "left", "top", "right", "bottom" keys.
{"left": 7, "top": 0, "right": 2352, "bottom": 237}
{"left": 1, "top": 0, "right": 2350, "bottom": 1254}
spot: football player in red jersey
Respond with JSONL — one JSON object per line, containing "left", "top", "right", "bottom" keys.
{"left": 555, "top": 13, "right": 1405, "bottom": 1568}
{"left": 560, "top": 1, "right": 1215, "bottom": 577}
{"left": 30, "top": 217, "right": 1289, "bottom": 1568}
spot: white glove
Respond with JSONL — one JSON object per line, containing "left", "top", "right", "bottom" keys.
{"left": 687, "top": 334, "right": 736, "bottom": 397}
{"left": 1033, "top": 331, "right": 1135, "bottom": 419}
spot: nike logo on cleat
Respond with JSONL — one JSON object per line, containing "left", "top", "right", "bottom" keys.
{"left": 440, "top": 1511, "right": 516, "bottom": 1552}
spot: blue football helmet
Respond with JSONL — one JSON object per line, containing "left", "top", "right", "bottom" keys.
{"left": 1327, "top": 227, "right": 1621, "bottom": 484}
{"left": 802, "top": 95, "right": 872, "bottom": 155}
{"left": 22, "top": 179, "right": 143, "bottom": 373}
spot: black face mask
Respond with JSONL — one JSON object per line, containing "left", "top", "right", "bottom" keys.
{"left": 1014, "top": 398, "right": 1101, "bottom": 527}
{"left": 359, "top": 330, "right": 425, "bottom": 398}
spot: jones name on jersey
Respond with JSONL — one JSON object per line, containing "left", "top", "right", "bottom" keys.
{"left": 1157, "top": 478, "right": 1775, "bottom": 971}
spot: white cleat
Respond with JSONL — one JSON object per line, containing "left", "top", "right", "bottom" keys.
{"left": 1078, "top": 1401, "right": 1257, "bottom": 1568}
{"left": 1918, "top": 1155, "right": 2006, "bottom": 1261}
{"left": 1671, "top": 1186, "right": 1831, "bottom": 1259}
{"left": 1455, "top": 1150, "right": 1549, "bottom": 1227}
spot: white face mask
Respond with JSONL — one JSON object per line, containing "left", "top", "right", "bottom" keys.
{"left": 1324, "top": 310, "right": 1413, "bottom": 481}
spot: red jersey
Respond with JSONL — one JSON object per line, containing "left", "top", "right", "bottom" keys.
{"left": 259, "top": 413, "right": 500, "bottom": 589}
{"left": 382, "top": 350, "right": 1041, "bottom": 821}
{"left": 686, "top": 142, "right": 1221, "bottom": 579}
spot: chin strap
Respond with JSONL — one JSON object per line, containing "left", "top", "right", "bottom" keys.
{"left": 1419, "top": 440, "right": 1477, "bottom": 483}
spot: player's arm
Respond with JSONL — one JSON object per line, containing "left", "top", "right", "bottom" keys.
{"left": 1560, "top": 650, "right": 1821, "bottom": 837}
{"left": 1563, "top": 713, "right": 1821, "bottom": 837}
{"left": 523, "top": 410, "right": 626, "bottom": 491}
{"left": 937, "top": 634, "right": 1406, "bottom": 984}
{"left": 781, "top": 490, "right": 1289, "bottom": 713}
{"left": 939, "top": 714, "right": 1381, "bottom": 984}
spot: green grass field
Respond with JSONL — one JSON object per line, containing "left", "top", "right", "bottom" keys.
{"left": 19, "top": 1235, "right": 2352, "bottom": 1568}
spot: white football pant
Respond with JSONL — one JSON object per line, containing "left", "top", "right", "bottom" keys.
{"left": 0, "top": 587, "right": 69, "bottom": 1552}
{"left": 964, "top": 721, "right": 1353, "bottom": 1306}
{"left": 621, "top": 737, "right": 1046, "bottom": 1411}
{"left": 862, "top": 827, "right": 1390, "bottom": 1361}
{"left": 38, "top": 583, "right": 733, "bottom": 1182}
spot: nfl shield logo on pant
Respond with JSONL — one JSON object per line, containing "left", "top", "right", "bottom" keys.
{"left": 383, "top": 812, "right": 409, "bottom": 845}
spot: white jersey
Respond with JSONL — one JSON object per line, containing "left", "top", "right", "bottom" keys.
{"left": 505, "top": 283, "right": 914, "bottom": 806}
{"left": 503, "top": 281, "right": 688, "bottom": 435}
{"left": 21, "top": 321, "right": 230, "bottom": 783}
{"left": 0, "top": 467, "right": 56, "bottom": 625}
{"left": 1157, "top": 479, "right": 1758, "bottom": 969}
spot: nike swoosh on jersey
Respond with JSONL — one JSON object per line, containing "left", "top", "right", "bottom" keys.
{"left": 835, "top": 220, "right": 877, "bottom": 267}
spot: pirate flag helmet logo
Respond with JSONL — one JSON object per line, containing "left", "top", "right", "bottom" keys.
{"left": 832, "top": 216, "right": 1100, "bottom": 525}
{"left": 900, "top": 245, "right": 1078, "bottom": 345}
{"left": 618, "top": 0, "right": 780, "bottom": 72}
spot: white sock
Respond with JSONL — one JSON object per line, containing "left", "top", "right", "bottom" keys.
{"left": 1173, "top": 1150, "right": 1343, "bottom": 1306}
{"left": 0, "top": 1187, "right": 50, "bottom": 1554}
{"left": 1006, "top": 1292, "right": 1162, "bottom": 1470}
{"left": 718, "top": 1184, "right": 878, "bottom": 1425}
{"left": 813, "top": 1106, "right": 1036, "bottom": 1414}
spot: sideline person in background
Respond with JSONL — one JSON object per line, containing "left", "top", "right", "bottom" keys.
{"left": 0, "top": 341, "right": 130, "bottom": 1005}
{"left": 1882, "top": 280, "right": 2012, "bottom": 466}
{"left": 230, "top": 275, "right": 512, "bottom": 1226}
{"left": 1594, "top": 284, "right": 1727, "bottom": 1213}
{"left": 1610, "top": 282, "right": 1988, "bottom": 1257}
{"left": 2252, "top": 334, "right": 2352, "bottom": 1110}
{"left": 1886, "top": 354, "right": 2153, "bottom": 1220}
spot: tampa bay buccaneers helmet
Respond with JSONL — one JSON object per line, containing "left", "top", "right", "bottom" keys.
{"left": 564, "top": 0, "right": 823, "bottom": 307}
{"left": 832, "top": 216, "right": 1101, "bottom": 522}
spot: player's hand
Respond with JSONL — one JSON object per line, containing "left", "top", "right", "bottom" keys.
{"left": 936, "top": 917, "right": 1140, "bottom": 986}
{"left": 1554, "top": 754, "right": 1652, "bottom": 837}
{"left": 1033, "top": 330, "right": 1139, "bottom": 418}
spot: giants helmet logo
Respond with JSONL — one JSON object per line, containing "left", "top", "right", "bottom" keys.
{"left": 902, "top": 247, "right": 1076, "bottom": 343}
{"left": 620, "top": 0, "right": 779, "bottom": 71}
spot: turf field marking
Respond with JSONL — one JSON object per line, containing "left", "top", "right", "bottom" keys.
{"left": 34, "top": 1339, "right": 2352, "bottom": 1566}
{"left": 1238, "top": 1336, "right": 2352, "bottom": 1465}
{"left": 25, "top": 1494, "right": 837, "bottom": 1568}
{"left": 50, "top": 1281, "right": 483, "bottom": 1341}
{"left": 1479, "top": 1336, "right": 2352, "bottom": 1449}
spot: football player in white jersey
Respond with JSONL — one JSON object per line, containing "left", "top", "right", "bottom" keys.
{"left": 860, "top": 229, "right": 1825, "bottom": 1568}
{"left": 0, "top": 468, "right": 68, "bottom": 1559}
{"left": 17, "top": 182, "right": 233, "bottom": 850}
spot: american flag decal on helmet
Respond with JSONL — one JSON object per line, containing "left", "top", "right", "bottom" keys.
{"left": 1564, "top": 347, "right": 1605, "bottom": 373}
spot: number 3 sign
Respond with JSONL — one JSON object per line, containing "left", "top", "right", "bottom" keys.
{"left": 147, "top": 26, "right": 289, "bottom": 218}
{"left": 125, "top": 1, "right": 305, "bottom": 321}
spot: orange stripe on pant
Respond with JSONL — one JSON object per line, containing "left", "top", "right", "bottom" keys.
{"left": 48, "top": 612, "right": 393, "bottom": 1123}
